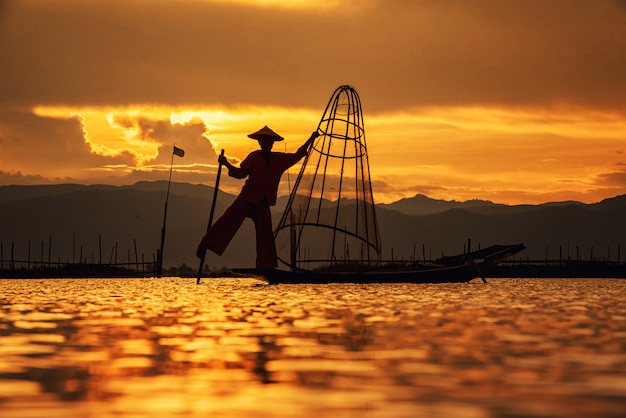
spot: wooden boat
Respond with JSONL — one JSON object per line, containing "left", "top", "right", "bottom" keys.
{"left": 233, "top": 243, "right": 525, "bottom": 284}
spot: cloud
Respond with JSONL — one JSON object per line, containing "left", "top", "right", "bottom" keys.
{"left": 0, "top": 110, "right": 123, "bottom": 175}
{"left": 110, "top": 114, "right": 218, "bottom": 165}
{"left": 0, "top": 108, "right": 221, "bottom": 185}
{"left": 597, "top": 168, "right": 626, "bottom": 188}
{"left": 1, "top": 0, "right": 625, "bottom": 112}
{"left": 614, "top": 0, "right": 626, "bottom": 13}
{"left": 0, "top": 170, "right": 59, "bottom": 185}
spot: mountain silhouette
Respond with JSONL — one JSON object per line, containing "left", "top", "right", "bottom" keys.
{"left": 378, "top": 194, "right": 501, "bottom": 216}
{"left": 1, "top": 181, "right": 625, "bottom": 270}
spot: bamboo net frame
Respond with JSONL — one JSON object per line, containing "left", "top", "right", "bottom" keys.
{"left": 275, "top": 85, "right": 381, "bottom": 271}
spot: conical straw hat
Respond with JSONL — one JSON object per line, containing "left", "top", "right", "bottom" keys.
{"left": 247, "top": 125, "right": 284, "bottom": 141}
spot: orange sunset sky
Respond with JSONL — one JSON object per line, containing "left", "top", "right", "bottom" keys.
{"left": 1, "top": 0, "right": 626, "bottom": 204}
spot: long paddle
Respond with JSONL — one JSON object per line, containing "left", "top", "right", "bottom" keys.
{"left": 196, "top": 149, "right": 225, "bottom": 284}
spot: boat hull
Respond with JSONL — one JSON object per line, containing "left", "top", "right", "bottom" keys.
{"left": 233, "top": 243, "right": 525, "bottom": 284}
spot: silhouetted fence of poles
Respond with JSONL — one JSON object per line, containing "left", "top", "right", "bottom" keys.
{"left": 382, "top": 241, "right": 625, "bottom": 266}
{"left": 499, "top": 243, "right": 624, "bottom": 266}
{"left": 0, "top": 234, "right": 157, "bottom": 277}
{"left": 290, "top": 240, "right": 626, "bottom": 268}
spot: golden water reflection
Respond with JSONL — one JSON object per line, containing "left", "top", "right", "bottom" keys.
{"left": 1, "top": 278, "right": 626, "bottom": 417}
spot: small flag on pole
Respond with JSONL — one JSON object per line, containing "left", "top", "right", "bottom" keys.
{"left": 173, "top": 145, "right": 185, "bottom": 157}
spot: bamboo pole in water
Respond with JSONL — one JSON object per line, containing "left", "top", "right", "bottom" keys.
{"left": 134, "top": 239, "right": 139, "bottom": 272}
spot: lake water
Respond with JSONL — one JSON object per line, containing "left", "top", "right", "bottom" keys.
{"left": 1, "top": 277, "right": 625, "bottom": 418}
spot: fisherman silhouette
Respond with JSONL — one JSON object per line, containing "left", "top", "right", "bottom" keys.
{"left": 196, "top": 126, "right": 319, "bottom": 269}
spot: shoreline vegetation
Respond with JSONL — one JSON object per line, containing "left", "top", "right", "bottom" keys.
{"left": 0, "top": 261, "right": 231, "bottom": 279}
{"left": 1, "top": 259, "right": 624, "bottom": 279}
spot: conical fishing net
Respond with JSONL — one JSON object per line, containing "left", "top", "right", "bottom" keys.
{"left": 275, "top": 85, "right": 381, "bottom": 271}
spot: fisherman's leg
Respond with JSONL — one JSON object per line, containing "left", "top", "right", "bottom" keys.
{"left": 251, "top": 202, "right": 278, "bottom": 269}
{"left": 197, "top": 197, "right": 252, "bottom": 257}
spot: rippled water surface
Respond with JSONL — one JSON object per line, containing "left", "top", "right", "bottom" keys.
{"left": 1, "top": 277, "right": 626, "bottom": 418}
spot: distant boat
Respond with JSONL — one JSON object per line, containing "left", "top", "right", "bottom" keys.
{"left": 235, "top": 86, "right": 524, "bottom": 284}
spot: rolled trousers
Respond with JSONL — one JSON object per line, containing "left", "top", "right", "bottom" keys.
{"left": 199, "top": 196, "right": 278, "bottom": 269}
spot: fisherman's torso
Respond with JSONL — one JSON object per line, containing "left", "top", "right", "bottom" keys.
{"left": 239, "top": 151, "right": 300, "bottom": 205}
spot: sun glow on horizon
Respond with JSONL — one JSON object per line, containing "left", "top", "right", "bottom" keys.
{"left": 24, "top": 103, "right": 626, "bottom": 205}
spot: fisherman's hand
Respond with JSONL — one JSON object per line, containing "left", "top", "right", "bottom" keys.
{"left": 218, "top": 154, "right": 228, "bottom": 166}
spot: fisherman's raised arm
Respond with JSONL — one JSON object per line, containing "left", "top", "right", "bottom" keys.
{"left": 295, "top": 131, "right": 320, "bottom": 159}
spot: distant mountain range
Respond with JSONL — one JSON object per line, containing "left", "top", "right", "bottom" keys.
{"left": 1, "top": 181, "right": 625, "bottom": 270}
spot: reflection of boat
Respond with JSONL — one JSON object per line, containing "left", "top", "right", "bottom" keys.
{"left": 234, "top": 85, "right": 524, "bottom": 284}
{"left": 233, "top": 243, "right": 525, "bottom": 284}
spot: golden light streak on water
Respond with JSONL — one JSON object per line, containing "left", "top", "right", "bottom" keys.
{"left": 1, "top": 278, "right": 626, "bottom": 417}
